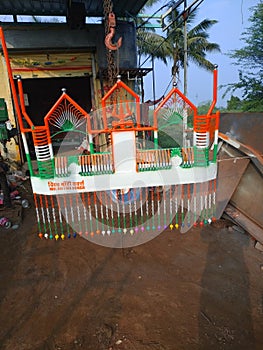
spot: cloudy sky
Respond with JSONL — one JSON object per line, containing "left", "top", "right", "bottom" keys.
{"left": 143, "top": 0, "right": 258, "bottom": 107}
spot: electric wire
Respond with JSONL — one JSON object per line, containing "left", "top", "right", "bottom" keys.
{"left": 138, "top": 0, "right": 204, "bottom": 68}
{"left": 136, "top": 1, "right": 171, "bottom": 30}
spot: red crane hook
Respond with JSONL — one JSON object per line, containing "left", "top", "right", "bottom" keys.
{"left": 105, "top": 12, "right": 122, "bottom": 51}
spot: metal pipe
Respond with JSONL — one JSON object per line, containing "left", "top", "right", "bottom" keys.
{"left": 0, "top": 27, "right": 24, "bottom": 133}
{"left": 207, "top": 65, "right": 218, "bottom": 116}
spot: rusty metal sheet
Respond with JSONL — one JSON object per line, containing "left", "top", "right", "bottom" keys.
{"left": 219, "top": 132, "right": 263, "bottom": 176}
{"left": 216, "top": 114, "right": 263, "bottom": 239}
{"left": 225, "top": 204, "right": 263, "bottom": 245}
{"left": 231, "top": 163, "right": 263, "bottom": 230}
{"left": 220, "top": 113, "right": 263, "bottom": 153}
{"left": 216, "top": 147, "right": 249, "bottom": 219}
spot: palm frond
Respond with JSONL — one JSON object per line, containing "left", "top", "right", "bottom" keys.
{"left": 137, "top": 2, "right": 220, "bottom": 74}
{"left": 137, "top": 31, "right": 173, "bottom": 64}
{"left": 189, "top": 52, "right": 215, "bottom": 71}
{"left": 189, "top": 19, "right": 218, "bottom": 36}
{"left": 188, "top": 36, "right": 220, "bottom": 53}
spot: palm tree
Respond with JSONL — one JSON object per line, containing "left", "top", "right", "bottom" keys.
{"left": 137, "top": 1, "right": 220, "bottom": 86}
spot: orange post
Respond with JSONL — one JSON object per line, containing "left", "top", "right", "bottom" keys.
{"left": 207, "top": 65, "right": 218, "bottom": 116}
{"left": 0, "top": 27, "right": 28, "bottom": 132}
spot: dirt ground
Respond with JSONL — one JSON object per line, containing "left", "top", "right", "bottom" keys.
{"left": 0, "top": 181, "right": 263, "bottom": 350}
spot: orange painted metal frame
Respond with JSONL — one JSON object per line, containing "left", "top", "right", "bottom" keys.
{"left": 0, "top": 27, "right": 32, "bottom": 132}
{"left": 99, "top": 79, "right": 157, "bottom": 133}
{"left": 207, "top": 68, "right": 218, "bottom": 116}
{"left": 153, "top": 87, "right": 198, "bottom": 129}
{"left": 16, "top": 78, "right": 34, "bottom": 132}
{"left": 44, "top": 90, "right": 91, "bottom": 145}
{"left": 1, "top": 25, "right": 220, "bottom": 163}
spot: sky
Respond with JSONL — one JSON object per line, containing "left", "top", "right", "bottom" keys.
{"left": 142, "top": 0, "right": 258, "bottom": 107}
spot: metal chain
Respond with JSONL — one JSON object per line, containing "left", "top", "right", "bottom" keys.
{"left": 103, "top": 0, "right": 118, "bottom": 88}
{"left": 103, "top": 0, "right": 112, "bottom": 35}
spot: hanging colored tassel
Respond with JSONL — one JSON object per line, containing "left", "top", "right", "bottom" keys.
{"left": 145, "top": 189, "right": 150, "bottom": 231}
{"left": 174, "top": 185, "right": 179, "bottom": 229}
{"left": 199, "top": 183, "right": 204, "bottom": 227}
{"left": 116, "top": 193, "right": 121, "bottom": 233}
{"left": 187, "top": 183, "right": 191, "bottom": 227}
{"left": 75, "top": 193, "right": 82, "bottom": 235}
{"left": 181, "top": 184, "right": 185, "bottom": 228}
{"left": 44, "top": 195, "right": 53, "bottom": 239}
{"left": 50, "top": 195, "right": 59, "bottom": 240}
{"left": 193, "top": 183, "right": 197, "bottom": 227}
{"left": 57, "top": 195, "right": 65, "bottom": 239}
{"left": 121, "top": 190, "right": 127, "bottom": 234}
{"left": 99, "top": 191, "right": 105, "bottom": 235}
{"left": 134, "top": 188, "right": 138, "bottom": 233}
{"left": 93, "top": 192, "right": 100, "bottom": 235}
{"left": 63, "top": 194, "right": 71, "bottom": 238}
{"left": 151, "top": 188, "right": 155, "bottom": 230}
{"left": 163, "top": 187, "right": 167, "bottom": 229}
{"left": 212, "top": 179, "right": 217, "bottom": 221}
{"left": 139, "top": 188, "right": 144, "bottom": 231}
{"left": 81, "top": 192, "right": 89, "bottom": 236}
{"left": 88, "top": 192, "right": 94, "bottom": 237}
{"left": 109, "top": 191, "right": 115, "bottom": 234}
{"left": 169, "top": 185, "right": 173, "bottom": 230}
{"left": 39, "top": 195, "right": 48, "bottom": 238}
{"left": 34, "top": 193, "right": 43, "bottom": 239}
{"left": 69, "top": 194, "right": 77, "bottom": 238}
{"left": 157, "top": 188, "right": 161, "bottom": 230}
{"left": 128, "top": 190, "right": 134, "bottom": 235}
{"left": 104, "top": 191, "right": 111, "bottom": 235}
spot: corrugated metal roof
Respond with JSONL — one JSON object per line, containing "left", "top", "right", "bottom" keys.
{"left": 0, "top": 0, "right": 148, "bottom": 18}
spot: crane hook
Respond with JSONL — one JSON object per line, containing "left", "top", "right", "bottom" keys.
{"left": 105, "top": 12, "right": 122, "bottom": 51}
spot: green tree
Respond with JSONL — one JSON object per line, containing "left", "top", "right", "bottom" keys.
{"left": 224, "top": 2, "right": 263, "bottom": 112}
{"left": 197, "top": 100, "right": 220, "bottom": 115}
{"left": 137, "top": 1, "right": 220, "bottom": 83}
{"left": 226, "top": 95, "right": 243, "bottom": 111}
